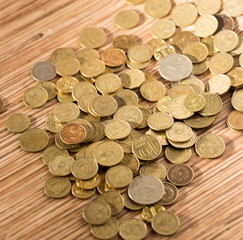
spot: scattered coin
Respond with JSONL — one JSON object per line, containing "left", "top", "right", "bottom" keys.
{"left": 42, "top": 145, "right": 68, "bottom": 165}
{"left": 72, "top": 184, "right": 96, "bottom": 199}
{"left": 101, "top": 48, "right": 126, "bottom": 67}
{"left": 160, "top": 182, "right": 178, "bottom": 205}
{"left": 31, "top": 61, "right": 56, "bottom": 81}
{"left": 142, "top": 203, "right": 165, "bottom": 222}
{"left": 113, "top": 35, "right": 137, "bottom": 53}
{"left": 6, "top": 113, "right": 30, "bottom": 133}
{"left": 54, "top": 102, "right": 80, "bottom": 122}
{"left": 197, "top": 0, "right": 221, "bottom": 15}
{"left": 147, "top": 112, "right": 174, "bottom": 131}
{"left": 115, "top": 10, "right": 140, "bottom": 29}
{"left": 35, "top": 81, "right": 57, "bottom": 100}
{"left": 105, "top": 120, "right": 131, "bottom": 140}
{"left": 166, "top": 122, "right": 193, "bottom": 142}
{"left": 206, "top": 74, "right": 231, "bottom": 95}
{"left": 50, "top": 47, "right": 75, "bottom": 64}
{"left": 76, "top": 48, "right": 100, "bottom": 64}
{"left": 224, "top": 0, "right": 243, "bottom": 17}
{"left": 128, "top": 44, "right": 153, "bottom": 63}
{"left": 152, "top": 19, "right": 176, "bottom": 39}
{"left": 184, "top": 114, "right": 216, "bottom": 129}
{"left": 184, "top": 93, "right": 206, "bottom": 112}
{"left": 139, "top": 162, "right": 166, "bottom": 181}
{"left": 49, "top": 155, "right": 74, "bottom": 176}
{"left": 227, "top": 110, "right": 243, "bottom": 131}
{"left": 232, "top": 88, "right": 243, "bottom": 112}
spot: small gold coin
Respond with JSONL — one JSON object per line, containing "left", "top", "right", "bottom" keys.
{"left": 230, "top": 36, "right": 243, "bottom": 56}
{"left": 119, "top": 153, "right": 140, "bottom": 175}
{"left": 147, "top": 112, "right": 174, "bottom": 131}
{"left": 105, "top": 120, "right": 131, "bottom": 140}
{"left": 127, "top": 44, "right": 153, "bottom": 63}
{"left": 119, "top": 218, "right": 147, "bottom": 240}
{"left": 56, "top": 76, "right": 78, "bottom": 93}
{"left": 192, "top": 59, "right": 209, "bottom": 75}
{"left": 184, "top": 114, "right": 215, "bottom": 129}
{"left": 227, "top": 110, "right": 243, "bottom": 131}
{"left": 101, "top": 48, "right": 126, "bottom": 67}
{"left": 137, "top": 107, "right": 151, "bottom": 129}
{"left": 181, "top": 78, "right": 205, "bottom": 94}
{"left": 144, "top": 0, "right": 171, "bottom": 18}
{"left": 132, "top": 134, "right": 162, "bottom": 160}
{"left": 78, "top": 27, "right": 107, "bottom": 48}
{"left": 231, "top": 88, "right": 243, "bottom": 112}
{"left": 45, "top": 114, "right": 65, "bottom": 133}
{"left": 166, "top": 122, "right": 193, "bottom": 142}
{"left": 146, "top": 38, "right": 166, "bottom": 52}
{"left": 20, "top": 128, "right": 49, "bottom": 152}
{"left": 76, "top": 48, "right": 100, "bottom": 64}
{"left": 35, "top": 81, "right": 57, "bottom": 100}
{"left": 197, "top": 0, "right": 221, "bottom": 15}
{"left": 77, "top": 92, "right": 98, "bottom": 113}
{"left": 49, "top": 155, "right": 74, "bottom": 176}
{"left": 56, "top": 57, "right": 80, "bottom": 76}
{"left": 6, "top": 113, "right": 30, "bottom": 133}
{"left": 72, "top": 184, "right": 96, "bottom": 199}
{"left": 86, "top": 141, "right": 104, "bottom": 158}
{"left": 76, "top": 173, "right": 100, "bottom": 189}
{"left": 227, "top": 67, "right": 243, "bottom": 88}
{"left": 44, "top": 176, "right": 71, "bottom": 198}
{"left": 224, "top": 0, "right": 243, "bottom": 17}
{"left": 123, "top": 191, "right": 144, "bottom": 210}
{"left": 168, "top": 84, "right": 194, "bottom": 99}
{"left": 156, "top": 96, "right": 171, "bottom": 113}
{"left": 115, "top": 10, "right": 140, "bottom": 29}
{"left": 145, "top": 128, "right": 168, "bottom": 146}
{"left": 83, "top": 200, "right": 111, "bottom": 225}
{"left": 152, "top": 19, "right": 176, "bottom": 39}
{"left": 201, "top": 37, "right": 218, "bottom": 56}
{"left": 165, "top": 145, "right": 192, "bottom": 164}
{"left": 80, "top": 59, "right": 106, "bottom": 78}
{"left": 206, "top": 74, "right": 231, "bottom": 95}
{"left": 72, "top": 81, "right": 97, "bottom": 101}
{"left": 23, "top": 86, "right": 48, "bottom": 108}
{"left": 160, "top": 182, "right": 178, "bottom": 205}
{"left": 183, "top": 42, "right": 208, "bottom": 63}
{"left": 152, "top": 211, "right": 180, "bottom": 235}
{"left": 142, "top": 203, "right": 165, "bottom": 222}
{"left": 57, "top": 91, "right": 75, "bottom": 103}
{"left": 42, "top": 145, "right": 68, "bottom": 165}
{"left": 120, "top": 69, "right": 145, "bottom": 89}
{"left": 90, "top": 121, "right": 106, "bottom": 142}
{"left": 171, "top": 3, "right": 198, "bottom": 27}
{"left": 154, "top": 44, "right": 176, "bottom": 61}
{"left": 140, "top": 162, "right": 166, "bottom": 181}
{"left": 54, "top": 102, "right": 80, "bottom": 122}
{"left": 50, "top": 47, "right": 75, "bottom": 64}
{"left": 195, "top": 133, "right": 225, "bottom": 158}
{"left": 113, "top": 35, "right": 136, "bottom": 53}
{"left": 91, "top": 217, "right": 119, "bottom": 240}
{"left": 140, "top": 80, "right": 166, "bottom": 102}
{"left": 104, "top": 182, "right": 128, "bottom": 194}
{"left": 184, "top": 93, "right": 206, "bottom": 112}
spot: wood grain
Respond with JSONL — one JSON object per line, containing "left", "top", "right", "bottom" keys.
{"left": 0, "top": 0, "right": 243, "bottom": 239}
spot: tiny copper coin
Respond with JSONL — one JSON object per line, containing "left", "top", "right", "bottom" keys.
{"left": 160, "top": 182, "right": 178, "bottom": 205}
{"left": 31, "top": 61, "right": 56, "bottom": 81}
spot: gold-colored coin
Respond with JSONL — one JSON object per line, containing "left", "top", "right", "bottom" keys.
{"left": 152, "top": 19, "right": 176, "bottom": 39}
{"left": 71, "top": 157, "right": 98, "bottom": 180}
{"left": 20, "top": 128, "right": 49, "bottom": 152}
{"left": 42, "top": 145, "right": 68, "bottom": 165}
{"left": 54, "top": 102, "right": 80, "bottom": 122}
{"left": 6, "top": 113, "right": 30, "bottom": 133}
{"left": 145, "top": 128, "right": 168, "bottom": 146}
{"left": 113, "top": 105, "right": 143, "bottom": 128}
{"left": 154, "top": 44, "right": 176, "bottom": 61}
{"left": 91, "top": 217, "right": 119, "bottom": 240}
{"left": 181, "top": 78, "right": 205, "bottom": 94}
{"left": 55, "top": 132, "right": 80, "bottom": 150}
{"left": 224, "top": 0, "right": 243, "bottom": 17}
{"left": 230, "top": 36, "right": 243, "bottom": 56}
{"left": 127, "top": 44, "right": 153, "bottom": 63}
{"left": 83, "top": 200, "right": 111, "bottom": 225}
{"left": 206, "top": 74, "right": 231, "bottom": 95}
{"left": 104, "top": 182, "right": 128, "bottom": 194}
{"left": 78, "top": 27, "right": 107, "bottom": 49}
{"left": 23, "top": 86, "right": 48, "bottom": 108}
{"left": 147, "top": 112, "right": 174, "bottom": 131}
{"left": 139, "top": 162, "right": 166, "bottom": 181}
{"left": 119, "top": 153, "right": 140, "bottom": 175}
{"left": 160, "top": 182, "right": 178, "bottom": 205}
{"left": 72, "top": 81, "right": 97, "bottom": 101}
{"left": 49, "top": 155, "right": 74, "bottom": 176}
{"left": 119, "top": 218, "right": 147, "bottom": 240}
{"left": 146, "top": 38, "right": 166, "bottom": 52}
{"left": 77, "top": 92, "right": 98, "bottom": 113}
{"left": 183, "top": 42, "right": 208, "bottom": 63}
{"left": 126, "top": 58, "right": 151, "bottom": 70}
{"left": 166, "top": 122, "right": 193, "bottom": 142}
{"left": 137, "top": 107, "right": 151, "bottom": 129}
{"left": 195, "top": 133, "right": 225, "bottom": 158}
{"left": 98, "top": 191, "right": 124, "bottom": 216}
{"left": 56, "top": 57, "right": 80, "bottom": 76}
{"left": 101, "top": 48, "right": 126, "bottom": 67}
{"left": 76, "top": 173, "right": 100, "bottom": 189}
{"left": 50, "top": 47, "right": 75, "bottom": 64}
{"left": 201, "top": 36, "right": 218, "bottom": 56}
{"left": 232, "top": 88, "right": 243, "bottom": 112}
{"left": 168, "top": 84, "right": 194, "bottom": 99}
{"left": 57, "top": 91, "right": 75, "bottom": 103}
{"left": 197, "top": 0, "right": 221, "bottom": 15}
{"left": 108, "top": 63, "right": 126, "bottom": 73}
{"left": 194, "top": 15, "right": 218, "bottom": 38}
{"left": 165, "top": 145, "right": 192, "bottom": 164}
{"left": 171, "top": 3, "right": 198, "bottom": 27}
{"left": 115, "top": 10, "right": 140, "bottom": 29}
{"left": 140, "top": 80, "right": 166, "bottom": 102}
{"left": 76, "top": 48, "right": 100, "bottom": 64}
{"left": 126, "top": 0, "right": 144, "bottom": 4}
{"left": 72, "top": 183, "right": 96, "bottom": 199}
{"left": 80, "top": 59, "right": 106, "bottom": 78}
{"left": 86, "top": 141, "right": 104, "bottom": 158}
{"left": 132, "top": 134, "right": 162, "bottom": 160}
{"left": 184, "top": 93, "right": 206, "bottom": 112}
{"left": 144, "top": 0, "right": 171, "bottom": 18}
{"left": 96, "top": 172, "right": 106, "bottom": 194}
{"left": 142, "top": 203, "right": 165, "bottom": 222}
{"left": 105, "top": 120, "right": 131, "bottom": 140}
{"left": 227, "top": 67, "right": 243, "bottom": 88}
{"left": 113, "top": 35, "right": 136, "bottom": 53}
{"left": 56, "top": 76, "right": 78, "bottom": 93}
{"left": 90, "top": 121, "right": 106, "bottom": 142}
{"left": 227, "top": 110, "right": 243, "bottom": 131}
{"left": 120, "top": 69, "right": 145, "bottom": 89}
{"left": 199, "top": 92, "right": 222, "bottom": 116}
{"left": 152, "top": 211, "right": 180, "bottom": 235}
{"left": 156, "top": 96, "right": 171, "bottom": 113}
{"left": 192, "top": 59, "right": 209, "bottom": 75}
{"left": 184, "top": 114, "right": 215, "bottom": 129}
{"left": 44, "top": 176, "right": 71, "bottom": 198}
{"left": 123, "top": 191, "right": 144, "bottom": 210}
{"left": 45, "top": 114, "right": 65, "bottom": 133}
{"left": 213, "top": 30, "right": 239, "bottom": 52}
{"left": 239, "top": 53, "right": 243, "bottom": 68}
{"left": 35, "top": 81, "right": 57, "bottom": 101}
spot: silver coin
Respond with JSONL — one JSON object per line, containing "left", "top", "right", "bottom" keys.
{"left": 128, "top": 175, "right": 164, "bottom": 205}
{"left": 159, "top": 54, "right": 192, "bottom": 81}
{"left": 31, "top": 61, "right": 56, "bottom": 81}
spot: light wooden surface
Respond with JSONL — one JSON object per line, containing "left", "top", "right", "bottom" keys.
{"left": 0, "top": 0, "right": 243, "bottom": 239}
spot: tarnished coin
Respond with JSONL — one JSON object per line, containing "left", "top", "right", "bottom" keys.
{"left": 80, "top": 59, "right": 106, "bottom": 78}
{"left": 113, "top": 35, "right": 137, "bottom": 53}
{"left": 167, "top": 164, "right": 194, "bottom": 186}
{"left": 20, "top": 128, "right": 49, "bottom": 152}
{"left": 232, "top": 88, "right": 243, "bottom": 112}
{"left": 54, "top": 102, "right": 80, "bottom": 122}
{"left": 42, "top": 145, "right": 68, "bottom": 165}
{"left": 181, "top": 78, "right": 205, "bottom": 94}
{"left": 123, "top": 191, "right": 144, "bottom": 210}
{"left": 147, "top": 112, "right": 174, "bottom": 131}
{"left": 128, "top": 175, "right": 164, "bottom": 205}
{"left": 166, "top": 122, "right": 193, "bottom": 142}
{"left": 49, "top": 155, "right": 74, "bottom": 176}
{"left": 144, "top": 0, "right": 171, "bottom": 18}
{"left": 119, "top": 218, "right": 147, "bottom": 240}
{"left": 184, "top": 114, "right": 215, "bottom": 129}
{"left": 152, "top": 211, "right": 180, "bottom": 235}
{"left": 35, "top": 81, "right": 57, "bottom": 100}
{"left": 72, "top": 184, "right": 96, "bottom": 199}
{"left": 206, "top": 74, "right": 231, "bottom": 95}
{"left": 105, "top": 120, "right": 131, "bottom": 140}
{"left": 128, "top": 44, "right": 153, "bottom": 63}
{"left": 45, "top": 114, "right": 65, "bottom": 133}
{"left": 152, "top": 19, "right": 176, "bottom": 39}
{"left": 115, "top": 10, "right": 140, "bottom": 29}
{"left": 120, "top": 69, "right": 145, "bottom": 89}
{"left": 197, "top": 0, "right": 221, "bottom": 15}
{"left": 50, "top": 47, "right": 75, "bottom": 64}
{"left": 101, "top": 48, "right": 126, "bottom": 67}
{"left": 142, "top": 203, "right": 165, "bottom": 222}
{"left": 76, "top": 48, "right": 100, "bottom": 64}
{"left": 165, "top": 145, "right": 192, "bottom": 164}
{"left": 6, "top": 113, "right": 30, "bottom": 133}
{"left": 72, "top": 82, "right": 97, "bottom": 101}
{"left": 184, "top": 94, "right": 206, "bottom": 112}
{"left": 44, "top": 176, "right": 71, "bottom": 198}
{"left": 83, "top": 200, "right": 111, "bottom": 225}
{"left": 31, "top": 61, "right": 56, "bottom": 81}
{"left": 146, "top": 38, "right": 166, "bottom": 52}
{"left": 55, "top": 132, "right": 80, "bottom": 150}
{"left": 139, "top": 162, "right": 166, "bottom": 181}
{"left": 195, "top": 133, "right": 225, "bottom": 158}
{"left": 159, "top": 54, "right": 193, "bottom": 81}
{"left": 160, "top": 182, "right": 178, "bottom": 205}
{"left": 227, "top": 110, "right": 243, "bottom": 131}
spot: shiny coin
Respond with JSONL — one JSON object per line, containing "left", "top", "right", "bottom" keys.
{"left": 57, "top": 91, "right": 74, "bottom": 103}
{"left": 165, "top": 145, "right": 192, "bottom": 164}
{"left": 147, "top": 112, "right": 174, "bottom": 131}
{"left": 127, "top": 44, "right": 153, "bottom": 63}
{"left": 227, "top": 68, "right": 243, "bottom": 88}
{"left": 113, "top": 35, "right": 136, "bottom": 53}
{"left": 123, "top": 191, "right": 144, "bottom": 210}
{"left": 44, "top": 176, "right": 71, "bottom": 198}
{"left": 184, "top": 114, "right": 215, "bottom": 129}
{"left": 202, "top": 37, "right": 218, "bottom": 56}
{"left": 49, "top": 155, "right": 74, "bottom": 176}
{"left": 145, "top": 129, "right": 168, "bottom": 146}
{"left": 168, "top": 84, "right": 194, "bottom": 99}
{"left": 56, "top": 76, "right": 78, "bottom": 93}
{"left": 105, "top": 120, "right": 131, "bottom": 140}
{"left": 160, "top": 182, "right": 178, "bottom": 205}
{"left": 154, "top": 44, "right": 176, "bottom": 61}
{"left": 35, "top": 81, "right": 57, "bottom": 100}
{"left": 183, "top": 42, "right": 208, "bottom": 63}
{"left": 192, "top": 59, "right": 209, "bottom": 75}
{"left": 227, "top": 110, "right": 243, "bottom": 131}
{"left": 144, "top": 0, "right": 171, "bottom": 18}
{"left": 76, "top": 48, "right": 100, "bottom": 64}
{"left": 142, "top": 203, "right": 165, "bottom": 222}
{"left": 31, "top": 61, "right": 56, "bottom": 81}
{"left": 166, "top": 122, "right": 193, "bottom": 142}
{"left": 76, "top": 173, "right": 100, "bottom": 190}
{"left": 6, "top": 113, "right": 30, "bottom": 133}
{"left": 101, "top": 48, "right": 126, "bottom": 67}
{"left": 42, "top": 145, "right": 68, "bottom": 165}
{"left": 120, "top": 69, "right": 145, "bottom": 89}
{"left": 224, "top": 0, "right": 243, "bottom": 17}
{"left": 181, "top": 78, "right": 205, "bottom": 94}
{"left": 119, "top": 153, "right": 140, "bottom": 175}
{"left": 72, "top": 81, "right": 97, "bottom": 101}
{"left": 54, "top": 102, "right": 80, "bottom": 122}
{"left": 50, "top": 47, "right": 75, "bottom": 64}
{"left": 152, "top": 19, "right": 176, "bottom": 39}
{"left": 156, "top": 96, "right": 171, "bottom": 113}
{"left": 45, "top": 114, "right": 65, "bottom": 133}
{"left": 56, "top": 56, "right": 80, "bottom": 76}
{"left": 184, "top": 93, "right": 206, "bottom": 112}
{"left": 146, "top": 38, "right": 166, "bottom": 52}
{"left": 80, "top": 59, "right": 106, "bottom": 78}
{"left": 139, "top": 162, "right": 166, "bottom": 181}
{"left": 232, "top": 88, "right": 243, "bottom": 112}
{"left": 72, "top": 184, "right": 96, "bottom": 199}
{"left": 77, "top": 92, "right": 98, "bottom": 113}
{"left": 197, "top": 0, "right": 221, "bottom": 15}
{"left": 115, "top": 10, "right": 140, "bottom": 29}
{"left": 206, "top": 74, "right": 231, "bottom": 95}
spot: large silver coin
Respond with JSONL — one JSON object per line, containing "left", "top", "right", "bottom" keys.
{"left": 128, "top": 175, "right": 164, "bottom": 205}
{"left": 31, "top": 61, "right": 56, "bottom": 81}
{"left": 159, "top": 54, "right": 192, "bottom": 81}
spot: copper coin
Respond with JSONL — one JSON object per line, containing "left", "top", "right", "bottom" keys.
{"left": 60, "top": 123, "right": 86, "bottom": 144}
{"left": 101, "top": 48, "right": 126, "bottom": 67}
{"left": 215, "top": 14, "right": 234, "bottom": 33}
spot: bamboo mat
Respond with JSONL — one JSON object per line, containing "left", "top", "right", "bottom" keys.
{"left": 0, "top": 0, "right": 243, "bottom": 239}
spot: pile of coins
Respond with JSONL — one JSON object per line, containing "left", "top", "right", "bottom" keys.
{"left": 5, "top": 0, "right": 243, "bottom": 239}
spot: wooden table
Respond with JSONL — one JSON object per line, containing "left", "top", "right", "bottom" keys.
{"left": 1, "top": 0, "right": 243, "bottom": 239}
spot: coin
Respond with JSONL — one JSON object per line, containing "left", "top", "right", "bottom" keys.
{"left": 56, "top": 76, "right": 78, "bottom": 93}
{"left": 160, "top": 182, "right": 178, "bottom": 205}
{"left": 167, "top": 164, "right": 194, "bottom": 186}
{"left": 215, "top": 14, "right": 235, "bottom": 33}
{"left": 227, "top": 68, "right": 243, "bottom": 88}
{"left": 55, "top": 132, "right": 80, "bottom": 150}
{"left": 31, "top": 61, "right": 56, "bottom": 81}
{"left": 145, "top": 129, "right": 168, "bottom": 146}
{"left": 166, "top": 122, "right": 193, "bottom": 142}
{"left": 113, "top": 35, "right": 136, "bottom": 53}
{"left": 83, "top": 200, "right": 111, "bottom": 225}
{"left": 49, "top": 155, "right": 74, "bottom": 176}
{"left": 57, "top": 91, "right": 74, "bottom": 103}
{"left": 56, "top": 56, "right": 80, "bottom": 76}
{"left": 115, "top": 10, "right": 140, "bottom": 29}
{"left": 72, "top": 81, "right": 97, "bottom": 101}
{"left": 201, "top": 37, "right": 218, "bottom": 56}
{"left": 184, "top": 114, "right": 215, "bottom": 129}
{"left": 76, "top": 173, "right": 100, "bottom": 190}
{"left": 23, "top": 86, "right": 48, "bottom": 108}
{"left": 123, "top": 191, "right": 144, "bottom": 210}
{"left": 156, "top": 96, "right": 171, "bottom": 113}
{"left": 232, "top": 88, "right": 243, "bottom": 112}
{"left": 35, "top": 81, "right": 57, "bottom": 100}
{"left": 50, "top": 47, "right": 75, "bottom": 64}
{"left": 154, "top": 44, "right": 176, "bottom": 61}
{"left": 119, "top": 218, "right": 147, "bottom": 240}
{"left": 98, "top": 191, "right": 124, "bottom": 216}
{"left": 206, "top": 74, "right": 231, "bottom": 95}
{"left": 147, "top": 112, "right": 174, "bottom": 131}
{"left": 165, "top": 145, "right": 192, "bottom": 164}
{"left": 192, "top": 59, "right": 209, "bottom": 75}
{"left": 119, "top": 153, "right": 140, "bottom": 175}
{"left": 101, "top": 48, "right": 126, "bottom": 67}
{"left": 80, "top": 59, "right": 106, "bottom": 78}
{"left": 78, "top": 27, "right": 107, "bottom": 48}
{"left": 45, "top": 114, "right": 65, "bottom": 133}
{"left": 120, "top": 69, "right": 145, "bottom": 89}
{"left": 6, "top": 113, "right": 30, "bottom": 133}
{"left": 224, "top": 0, "right": 243, "bottom": 17}
{"left": 230, "top": 37, "right": 243, "bottom": 56}
{"left": 42, "top": 145, "right": 68, "bottom": 165}
{"left": 54, "top": 102, "right": 80, "bottom": 122}
{"left": 128, "top": 44, "right": 153, "bottom": 63}
{"left": 183, "top": 42, "right": 208, "bottom": 63}
{"left": 140, "top": 162, "right": 166, "bottom": 181}
{"left": 105, "top": 120, "right": 131, "bottom": 140}
{"left": 184, "top": 93, "right": 206, "bottom": 112}
{"left": 128, "top": 175, "right": 164, "bottom": 205}
{"left": 152, "top": 19, "right": 176, "bottom": 39}
{"left": 76, "top": 48, "right": 100, "bottom": 64}
{"left": 91, "top": 217, "right": 119, "bottom": 240}
{"left": 159, "top": 54, "right": 193, "bottom": 81}
{"left": 152, "top": 211, "right": 180, "bottom": 235}
{"left": 227, "top": 110, "right": 243, "bottom": 131}
{"left": 44, "top": 176, "right": 71, "bottom": 198}
{"left": 72, "top": 184, "right": 96, "bottom": 199}
{"left": 195, "top": 133, "right": 225, "bottom": 158}
{"left": 142, "top": 203, "right": 165, "bottom": 222}
{"left": 146, "top": 38, "right": 166, "bottom": 52}
{"left": 136, "top": 107, "right": 150, "bottom": 129}
{"left": 168, "top": 84, "right": 194, "bottom": 99}
{"left": 196, "top": 0, "right": 221, "bottom": 15}
{"left": 181, "top": 78, "right": 205, "bottom": 94}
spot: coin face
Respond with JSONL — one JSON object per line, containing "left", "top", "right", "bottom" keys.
{"left": 152, "top": 19, "right": 176, "bottom": 39}
{"left": 42, "top": 145, "right": 68, "bottom": 165}
{"left": 181, "top": 78, "right": 205, "bottom": 94}
{"left": 139, "top": 162, "right": 166, "bottom": 181}
{"left": 101, "top": 48, "right": 126, "bottom": 67}
{"left": 197, "top": 0, "right": 221, "bottom": 15}
{"left": 224, "top": 0, "right": 243, "bottom": 17}
{"left": 76, "top": 48, "right": 100, "bottom": 64}
{"left": 115, "top": 10, "right": 140, "bottom": 29}
{"left": 144, "top": 0, "right": 171, "bottom": 19}
{"left": 71, "top": 184, "right": 96, "bottom": 199}
{"left": 128, "top": 44, "right": 153, "bottom": 63}
{"left": 6, "top": 113, "right": 30, "bottom": 133}
{"left": 31, "top": 61, "right": 56, "bottom": 81}
{"left": 147, "top": 112, "right": 174, "bottom": 131}
{"left": 227, "top": 67, "right": 243, "bottom": 88}
{"left": 80, "top": 59, "right": 106, "bottom": 78}
{"left": 184, "top": 114, "right": 215, "bottom": 129}
{"left": 184, "top": 93, "right": 206, "bottom": 112}
{"left": 142, "top": 203, "right": 165, "bottom": 222}
{"left": 113, "top": 35, "right": 137, "bottom": 53}
{"left": 128, "top": 175, "right": 164, "bottom": 205}
{"left": 50, "top": 47, "right": 75, "bottom": 64}
{"left": 160, "top": 182, "right": 178, "bottom": 205}
{"left": 105, "top": 120, "right": 131, "bottom": 140}
{"left": 227, "top": 110, "right": 243, "bottom": 131}
{"left": 49, "top": 155, "right": 74, "bottom": 176}
{"left": 232, "top": 88, "right": 243, "bottom": 112}
{"left": 206, "top": 74, "right": 231, "bottom": 95}
{"left": 54, "top": 102, "right": 80, "bottom": 122}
